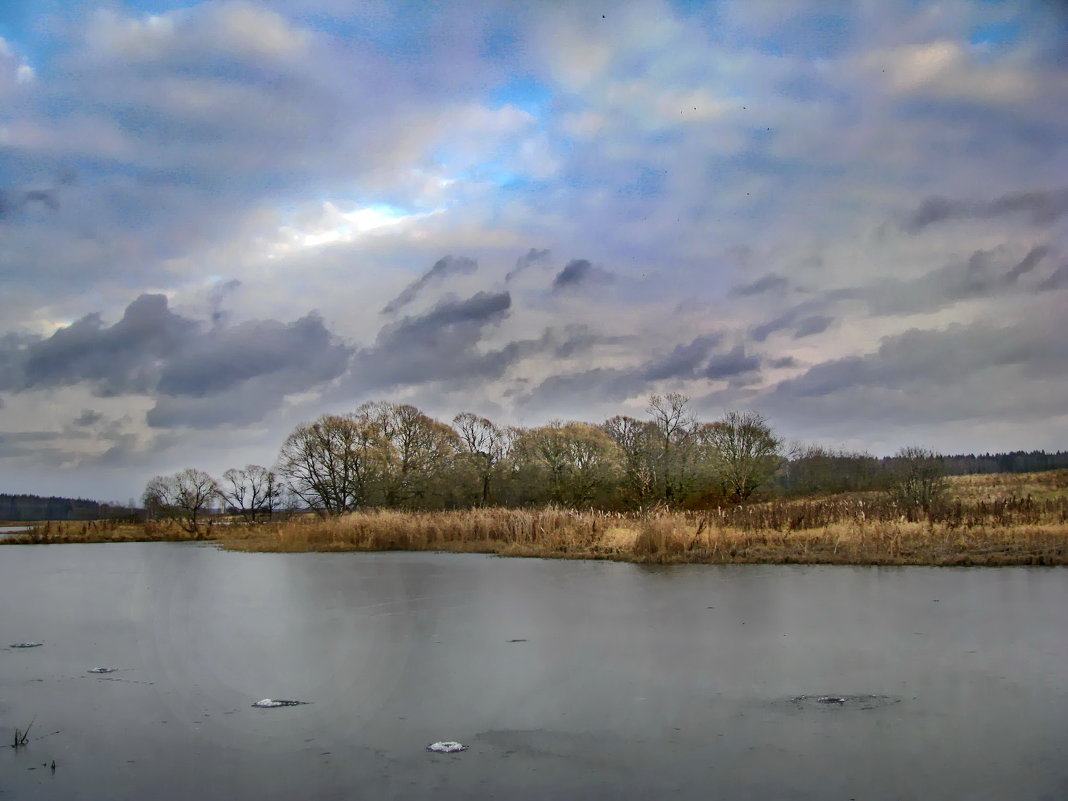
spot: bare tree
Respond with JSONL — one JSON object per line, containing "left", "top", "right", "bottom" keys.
{"left": 602, "top": 415, "right": 658, "bottom": 506}
{"left": 646, "top": 393, "right": 698, "bottom": 503}
{"left": 453, "top": 412, "right": 508, "bottom": 505}
{"left": 219, "top": 465, "right": 281, "bottom": 523}
{"left": 142, "top": 468, "right": 220, "bottom": 537}
{"left": 704, "top": 410, "right": 783, "bottom": 501}
{"left": 277, "top": 414, "right": 385, "bottom": 515}
{"left": 360, "top": 402, "right": 459, "bottom": 508}
{"left": 517, "top": 421, "right": 620, "bottom": 506}
{"left": 886, "top": 446, "right": 947, "bottom": 515}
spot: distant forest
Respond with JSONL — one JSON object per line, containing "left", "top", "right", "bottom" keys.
{"left": 940, "top": 451, "right": 1068, "bottom": 476}
{"left": 0, "top": 495, "right": 138, "bottom": 523}
{"left": 5, "top": 450, "right": 1067, "bottom": 521}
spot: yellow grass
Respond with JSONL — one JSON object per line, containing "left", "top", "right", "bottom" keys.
{"left": 947, "top": 469, "right": 1068, "bottom": 504}
{"left": 4, "top": 471, "right": 1067, "bottom": 565}
{"left": 0, "top": 518, "right": 201, "bottom": 543}
{"left": 216, "top": 508, "right": 1067, "bottom": 566}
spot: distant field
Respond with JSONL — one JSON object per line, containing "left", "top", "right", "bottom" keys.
{"left": 4, "top": 470, "right": 1067, "bottom": 566}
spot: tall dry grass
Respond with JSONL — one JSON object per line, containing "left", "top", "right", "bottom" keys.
{"left": 224, "top": 507, "right": 630, "bottom": 558}
{"left": 221, "top": 491, "right": 1068, "bottom": 566}
{"left": 5, "top": 470, "right": 1067, "bottom": 565}
{"left": 0, "top": 518, "right": 205, "bottom": 544}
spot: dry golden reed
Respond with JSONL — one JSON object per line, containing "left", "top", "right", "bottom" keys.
{"left": 4, "top": 471, "right": 1067, "bottom": 566}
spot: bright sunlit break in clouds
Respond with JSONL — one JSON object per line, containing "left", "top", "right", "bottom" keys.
{"left": 0, "top": 0, "right": 1066, "bottom": 500}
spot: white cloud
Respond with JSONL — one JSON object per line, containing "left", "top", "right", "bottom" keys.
{"left": 84, "top": 2, "right": 309, "bottom": 64}
{"left": 863, "top": 39, "right": 1037, "bottom": 104}
{"left": 265, "top": 202, "right": 441, "bottom": 258}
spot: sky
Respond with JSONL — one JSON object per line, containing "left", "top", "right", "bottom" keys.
{"left": 1, "top": 0, "right": 1066, "bottom": 502}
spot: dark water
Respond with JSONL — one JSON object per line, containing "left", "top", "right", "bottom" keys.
{"left": 1, "top": 544, "right": 1066, "bottom": 800}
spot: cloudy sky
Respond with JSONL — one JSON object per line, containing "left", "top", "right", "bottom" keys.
{"left": 1, "top": 0, "right": 1066, "bottom": 501}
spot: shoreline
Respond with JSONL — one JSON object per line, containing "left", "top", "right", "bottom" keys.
{"left": 5, "top": 512, "right": 1065, "bottom": 567}
{"left": 5, "top": 471, "right": 1066, "bottom": 567}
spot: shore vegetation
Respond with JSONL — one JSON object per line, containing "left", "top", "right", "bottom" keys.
{"left": 6, "top": 470, "right": 1066, "bottom": 566}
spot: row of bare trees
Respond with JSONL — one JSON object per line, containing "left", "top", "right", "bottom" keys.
{"left": 142, "top": 395, "right": 786, "bottom": 531}
{"left": 142, "top": 394, "right": 947, "bottom": 533}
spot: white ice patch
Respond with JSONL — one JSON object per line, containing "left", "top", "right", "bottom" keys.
{"left": 251, "top": 698, "right": 307, "bottom": 708}
{"left": 426, "top": 741, "right": 468, "bottom": 753}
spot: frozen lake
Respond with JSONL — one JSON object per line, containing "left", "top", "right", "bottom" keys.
{"left": 2, "top": 544, "right": 1066, "bottom": 799}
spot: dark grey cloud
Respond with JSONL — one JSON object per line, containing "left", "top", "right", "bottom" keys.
{"left": 551, "top": 325, "right": 633, "bottom": 359}
{"left": 1037, "top": 263, "right": 1068, "bottom": 292}
{"left": 22, "top": 294, "right": 196, "bottom": 396}
{"left": 772, "top": 319, "right": 1065, "bottom": 401}
{"left": 704, "top": 345, "right": 760, "bottom": 380}
{"left": 0, "top": 431, "right": 74, "bottom": 460}
{"left": 155, "top": 313, "right": 350, "bottom": 398}
{"left": 0, "top": 172, "right": 73, "bottom": 220}
{"left": 209, "top": 279, "right": 243, "bottom": 327}
{"left": 730, "top": 272, "right": 789, "bottom": 297}
{"left": 751, "top": 312, "right": 795, "bottom": 342}
{"left": 793, "top": 315, "right": 833, "bottom": 338}
{"left": 1004, "top": 246, "right": 1049, "bottom": 284}
{"left": 1, "top": 293, "right": 351, "bottom": 428}
{"left": 506, "top": 248, "right": 550, "bottom": 282}
{"left": 351, "top": 291, "right": 515, "bottom": 390}
{"left": 750, "top": 306, "right": 831, "bottom": 342}
{"left": 904, "top": 188, "right": 1068, "bottom": 232}
{"left": 869, "top": 247, "right": 1049, "bottom": 316}
{"left": 382, "top": 256, "right": 478, "bottom": 314}
{"left": 769, "top": 356, "right": 799, "bottom": 369}
{"left": 551, "top": 259, "right": 595, "bottom": 291}
{"left": 148, "top": 312, "right": 351, "bottom": 428}
{"left": 0, "top": 332, "right": 35, "bottom": 390}
{"left": 519, "top": 367, "right": 649, "bottom": 417}
{"left": 73, "top": 409, "right": 104, "bottom": 427}
{"left": 520, "top": 337, "right": 762, "bottom": 416}
{"left": 760, "top": 316, "right": 1068, "bottom": 435}
{"left": 0, "top": 188, "right": 59, "bottom": 218}
{"left": 642, "top": 334, "right": 724, "bottom": 381}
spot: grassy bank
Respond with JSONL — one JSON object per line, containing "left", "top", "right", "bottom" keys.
{"left": 0, "top": 518, "right": 207, "bottom": 544}
{"left": 5, "top": 471, "right": 1068, "bottom": 566}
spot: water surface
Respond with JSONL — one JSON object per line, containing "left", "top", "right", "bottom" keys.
{"left": 2, "top": 544, "right": 1066, "bottom": 799}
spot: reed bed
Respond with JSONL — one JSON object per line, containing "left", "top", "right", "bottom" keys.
{"left": 0, "top": 518, "right": 203, "bottom": 544}
{"left": 5, "top": 471, "right": 1067, "bottom": 565}
{"left": 221, "top": 494, "right": 1068, "bottom": 566}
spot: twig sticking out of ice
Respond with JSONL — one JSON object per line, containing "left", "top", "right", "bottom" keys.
{"left": 251, "top": 699, "right": 308, "bottom": 708}
{"left": 426, "top": 741, "right": 468, "bottom": 753}
{"left": 88, "top": 668, "right": 117, "bottom": 674}
{"left": 9, "top": 642, "right": 42, "bottom": 648}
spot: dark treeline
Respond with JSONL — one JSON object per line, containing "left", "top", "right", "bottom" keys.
{"left": 144, "top": 396, "right": 785, "bottom": 530}
{"left": 0, "top": 494, "right": 138, "bottom": 522}
{"left": 138, "top": 394, "right": 1065, "bottom": 534}
{"left": 941, "top": 451, "right": 1068, "bottom": 476}
{"left": 776, "top": 447, "right": 1068, "bottom": 497}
